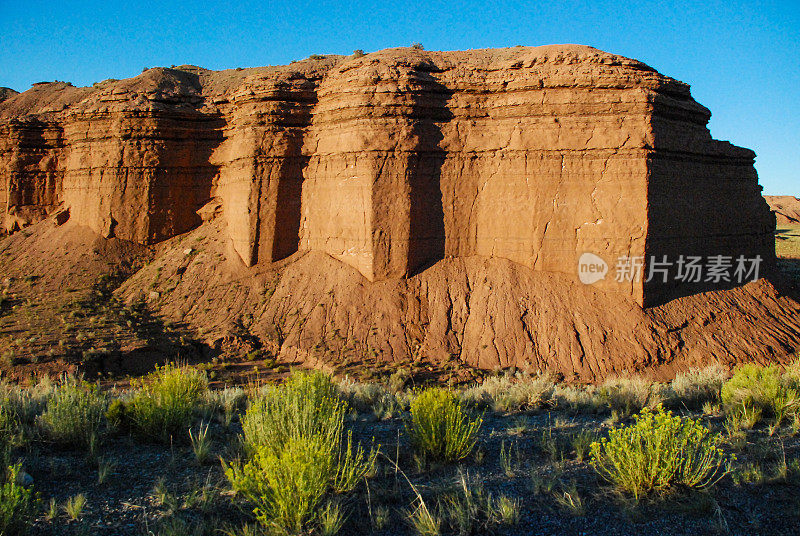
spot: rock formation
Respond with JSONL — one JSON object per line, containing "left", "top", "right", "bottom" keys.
{"left": 766, "top": 195, "right": 800, "bottom": 225}
{"left": 1, "top": 46, "right": 795, "bottom": 380}
{"left": 0, "top": 88, "right": 17, "bottom": 104}
{"left": 0, "top": 45, "right": 775, "bottom": 307}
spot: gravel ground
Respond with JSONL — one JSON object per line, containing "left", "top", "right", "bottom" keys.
{"left": 18, "top": 404, "right": 800, "bottom": 536}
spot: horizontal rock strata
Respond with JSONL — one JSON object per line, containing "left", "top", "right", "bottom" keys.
{"left": 0, "top": 46, "right": 776, "bottom": 307}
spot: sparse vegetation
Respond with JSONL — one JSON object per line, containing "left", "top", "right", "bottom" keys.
{"left": 225, "top": 370, "right": 376, "bottom": 534}
{"left": 128, "top": 363, "right": 208, "bottom": 442}
{"left": 460, "top": 372, "right": 553, "bottom": 412}
{"left": 63, "top": 493, "right": 86, "bottom": 520}
{"left": 38, "top": 376, "right": 105, "bottom": 447}
{"left": 408, "top": 388, "right": 482, "bottom": 462}
{"left": 590, "top": 406, "right": 729, "bottom": 500}
{"left": 668, "top": 364, "right": 728, "bottom": 409}
{"left": 0, "top": 359, "right": 795, "bottom": 534}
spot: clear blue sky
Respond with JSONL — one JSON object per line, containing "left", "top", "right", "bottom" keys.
{"left": 1, "top": 0, "right": 797, "bottom": 194}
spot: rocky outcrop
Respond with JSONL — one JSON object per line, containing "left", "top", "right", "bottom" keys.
{"left": 0, "top": 46, "right": 776, "bottom": 308}
{"left": 766, "top": 195, "right": 800, "bottom": 225}
{"left": 0, "top": 88, "right": 17, "bottom": 104}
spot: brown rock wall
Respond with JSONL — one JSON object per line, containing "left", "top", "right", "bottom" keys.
{"left": 0, "top": 45, "right": 776, "bottom": 306}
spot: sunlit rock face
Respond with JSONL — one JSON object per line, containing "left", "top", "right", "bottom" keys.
{"left": 0, "top": 45, "right": 774, "bottom": 306}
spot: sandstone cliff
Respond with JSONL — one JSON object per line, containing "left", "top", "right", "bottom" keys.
{"left": 0, "top": 46, "right": 794, "bottom": 380}
{"left": 0, "top": 45, "right": 775, "bottom": 306}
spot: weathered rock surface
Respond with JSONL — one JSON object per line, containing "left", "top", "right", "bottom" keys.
{"left": 0, "top": 46, "right": 795, "bottom": 379}
{"left": 766, "top": 195, "right": 800, "bottom": 225}
{"left": 0, "top": 46, "right": 775, "bottom": 305}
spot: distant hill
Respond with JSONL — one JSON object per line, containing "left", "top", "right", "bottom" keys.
{"left": 765, "top": 195, "right": 800, "bottom": 225}
{"left": 0, "top": 87, "right": 19, "bottom": 103}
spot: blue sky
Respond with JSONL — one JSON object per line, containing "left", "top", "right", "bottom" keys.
{"left": 1, "top": 0, "right": 797, "bottom": 194}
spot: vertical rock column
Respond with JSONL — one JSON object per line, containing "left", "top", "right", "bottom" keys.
{"left": 643, "top": 89, "right": 776, "bottom": 305}
{"left": 301, "top": 61, "right": 449, "bottom": 281}
{"left": 0, "top": 118, "right": 64, "bottom": 233}
{"left": 213, "top": 76, "right": 316, "bottom": 266}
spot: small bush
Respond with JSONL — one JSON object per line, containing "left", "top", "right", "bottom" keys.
{"left": 242, "top": 370, "right": 340, "bottom": 455}
{"left": 669, "top": 365, "right": 728, "bottom": 409}
{"left": 721, "top": 363, "right": 798, "bottom": 422}
{"left": 128, "top": 364, "right": 207, "bottom": 442}
{"left": 408, "top": 388, "right": 482, "bottom": 462}
{"left": 63, "top": 493, "right": 86, "bottom": 520}
{"left": 460, "top": 373, "right": 553, "bottom": 412}
{"left": 597, "top": 376, "right": 654, "bottom": 416}
{"left": 227, "top": 370, "right": 376, "bottom": 534}
{"left": 722, "top": 364, "right": 780, "bottom": 408}
{"left": 38, "top": 378, "right": 105, "bottom": 447}
{"left": 226, "top": 435, "right": 331, "bottom": 533}
{"left": 0, "top": 464, "right": 36, "bottom": 534}
{"left": 589, "top": 406, "right": 728, "bottom": 500}
{"left": 105, "top": 399, "right": 127, "bottom": 431}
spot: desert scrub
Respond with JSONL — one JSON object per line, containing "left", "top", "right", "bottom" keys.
{"left": 241, "top": 370, "right": 340, "bottom": 454}
{"left": 408, "top": 388, "right": 482, "bottom": 462}
{"left": 438, "top": 471, "right": 520, "bottom": 533}
{"left": 0, "top": 463, "right": 36, "bottom": 534}
{"left": 667, "top": 364, "right": 728, "bottom": 409}
{"left": 460, "top": 372, "right": 554, "bottom": 412}
{"left": 226, "top": 371, "right": 376, "bottom": 534}
{"left": 128, "top": 363, "right": 208, "bottom": 442}
{"left": 589, "top": 406, "right": 729, "bottom": 500}
{"left": 597, "top": 375, "right": 654, "bottom": 416}
{"left": 337, "top": 378, "right": 403, "bottom": 419}
{"left": 38, "top": 377, "right": 105, "bottom": 447}
{"left": 721, "top": 363, "right": 798, "bottom": 423}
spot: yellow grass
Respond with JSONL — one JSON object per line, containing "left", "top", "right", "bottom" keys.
{"left": 776, "top": 225, "right": 800, "bottom": 259}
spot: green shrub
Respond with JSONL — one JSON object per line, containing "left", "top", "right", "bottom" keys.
{"left": 129, "top": 364, "right": 207, "bottom": 442}
{"left": 105, "top": 399, "right": 127, "bottom": 431}
{"left": 408, "top": 388, "right": 482, "bottom": 462}
{"left": 38, "top": 378, "right": 105, "bottom": 447}
{"left": 589, "top": 406, "right": 728, "bottom": 500}
{"left": 721, "top": 363, "right": 798, "bottom": 422}
{"left": 226, "top": 435, "right": 331, "bottom": 532}
{"left": 227, "top": 370, "right": 376, "bottom": 534}
{"left": 242, "top": 370, "right": 340, "bottom": 455}
{"left": 0, "top": 464, "right": 36, "bottom": 535}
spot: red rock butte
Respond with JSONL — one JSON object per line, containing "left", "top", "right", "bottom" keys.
{"left": 1, "top": 46, "right": 796, "bottom": 380}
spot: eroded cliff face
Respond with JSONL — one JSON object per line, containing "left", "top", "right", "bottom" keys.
{"left": 0, "top": 45, "right": 775, "bottom": 306}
